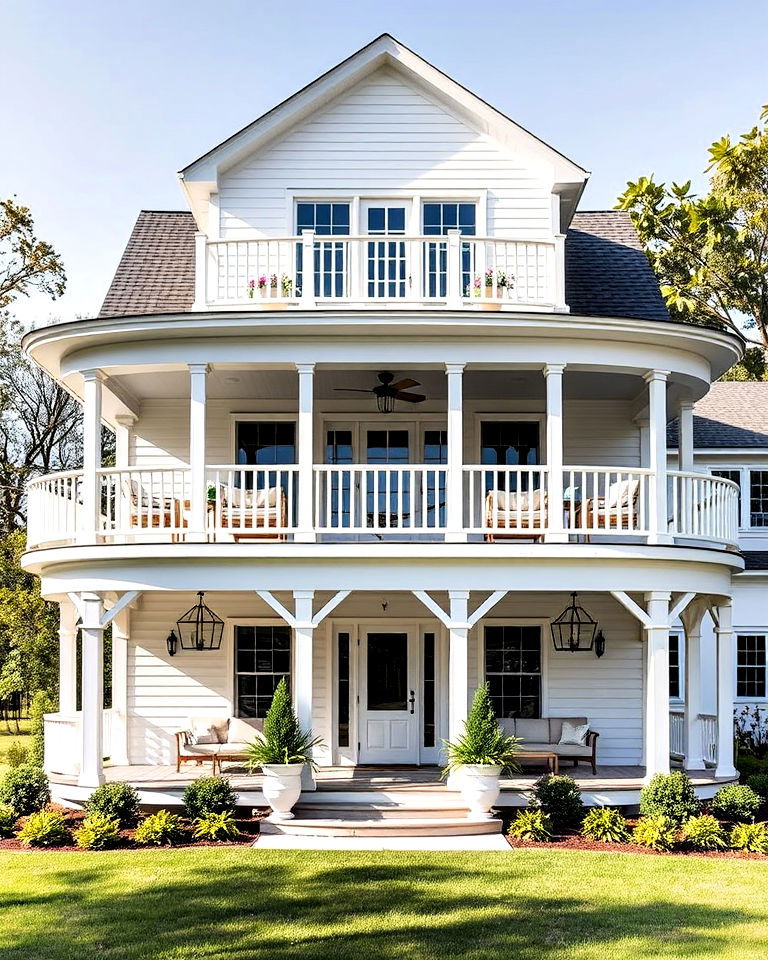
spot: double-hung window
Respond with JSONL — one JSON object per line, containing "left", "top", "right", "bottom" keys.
{"left": 485, "top": 625, "right": 542, "bottom": 718}
{"left": 235, "top": 625, "right": 291, "bottom": 718}
{"left": 749, "top": 471, "right": 768, "bottom": 528}
{"left": 737, "top": 635, "right": 767, "bottom": 699}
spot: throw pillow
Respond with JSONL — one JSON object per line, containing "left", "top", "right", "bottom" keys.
{"left": 189, "top": 719, "right": 220, "bottom": 745}
{"left": 559, "top": 721, "right": 589, "bottom": 746}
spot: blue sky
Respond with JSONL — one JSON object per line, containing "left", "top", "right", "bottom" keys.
{"left": 3, "top": 0, "right": 767, "bottom": 327}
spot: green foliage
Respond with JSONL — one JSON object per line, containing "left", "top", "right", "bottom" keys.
{"left": 192, "top": 811, "right": 240, "bottom": 842}
{"left": 85, "top": 783, "right": 141, "bottom": 828}
{"left": 617, "top": 105, "right": 768, "bottom": 349}
{"left": 441, "top": 683, "right": 520, "bottom": 776}
{"left": 639, "top": 771, "right": 699, "bottom": 823}
{"left": 633, "top": 815, "right": 677, "bottom": 852}
{"left": 0, "top": 802, "right": 17, "bottom": 837}
{"left": 27, "top": 690, "right": 53, "bottom": 768}
{"left": 508, "top": 809, "right": 552, "bottom": 842}
{"left": 580, "top": 807, "right": 630, "bottom": 843}
{"left": 3, "top": 741, "right": 27, "bottom": 768}
{"left": 681, "top": 814, "right": 728, "bottom": 850}
{"left": 721, "top": 347, "right": 767, "bottom": 381}
{"left": 248, "top": 678, "right": 323, "bottom": 768}
{"left": 737, "top": 754, "right": 768, "bottom": 780}
{"left": 182, "top": 777, "right": 238, "bottom": 820}
{"left": 530, "top": 774, "right": 584, "bottom": 833}
{"left": 17, "top": 809, "right": 69, "bottom": 847}
{"left": 0, "top": 198, "right": 66, "bottom": 309}
{"left": 134, "top": 810, "right": 184, "bottom": 847}
{"left": 746, "top": 774, "right": 768, "bottom": 801}
{"left": 74, "top": 813, "right": 121, "bottom": 850}
{"left": 0, "top": 765, "right": 49, "bottom": 815}
{"left": 730, "top": 821, "right": 768, "bottom": 853}
{"left": 712, "top": 784, "right": 762, "bottom": 822}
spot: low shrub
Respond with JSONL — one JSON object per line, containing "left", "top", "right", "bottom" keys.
{"left": 28, "top": 691, "right": 54, "bottom": 768}
{"left": 746, "top": 774, "right": 768, "bottom": 802}
{"left": 85, "top": 783, "right": 141, "bottom": 827}
{"left": 632, "top": 814, "right": 677, "bottom": 851}
{"left": 0, "top": 766, "right": 50, "bottom": 816}
{"left": 0, "top": 803, "right": 18, "bottom": 838}
{"left": 508, "top": 809, "right": 552, "bottom": 842}
{"left": 580, "top": 807, "right": 630, "bottom": 843}
{"left": 182, "top": 777, "right": 239, "bottom": 820}
{"left": 17, "top": 810, "right": 70, "bottom": 848}
{"left": 530, "top": 774, "right": 583, "bottom": 833}
{"left": 639, "top": 772, "right": 699, "bottom": 824}
{"left": 134, "top": 810, "right": 184, "bottom": 847}
{"left": 74, "top": 813, "right": 122, "bottom": 851}
{"left": 712, "top": 784, "right": 762, "bottom": 822}
{"left": 681, "top": 814, "right": 728, "bottom": 851}
{"left": 4, "top": 742, "right": 28, "bottom": 769}
{"left": 730, "top": 821, "right": 768, "bottom": 853}
{"left": 192, "top": 811, "right": 240, "bottom": 842}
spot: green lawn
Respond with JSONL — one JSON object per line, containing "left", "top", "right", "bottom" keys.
{"left": 0, "top": 719, "right": 31, "bottom": 775}
{"left": 2, "top": 848, "right": 768, "bottom": 959}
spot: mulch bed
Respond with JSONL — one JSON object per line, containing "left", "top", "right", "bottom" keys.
{"left": 504, "top": 833, "right": 767, "bottom": 859}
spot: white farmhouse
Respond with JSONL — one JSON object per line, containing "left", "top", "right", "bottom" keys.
{"left": 22, "top": 36, "right": 755, "bottom": 829}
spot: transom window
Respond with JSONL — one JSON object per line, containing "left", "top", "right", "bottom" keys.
{"left": 235, "top": 625, "right": 291, "bottom": 718}
{"left": 485, "top": 625, "right": 542, "bottom": 719}
{"left": 737, "top": 635, "right": 767, "bottom": 699}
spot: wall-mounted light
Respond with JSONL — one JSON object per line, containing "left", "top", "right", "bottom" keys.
{"left": 166, "top": 630, "right": 178, "bottom": 657}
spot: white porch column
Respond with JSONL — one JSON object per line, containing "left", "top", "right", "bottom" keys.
{"left": 110, "top": 607, "right": 130, "bottom": 767}
{"left": 114, "top": 414, "right": 136, "bottom": 536}
{"left": 79, "top": 370, "right": 104, "bottom": 544}
{"left": 715, "top": 599, "right": 737, "bottom": 778}
{"left": 79, "top": 593, "right": 105, "bottom": 788}
{"left": 58, "top": 599, "right": 78, "bottom": 716}
{"left": 644, "top": 591, "right": 671, "bottom": 780}
{"left": 645, "top": 370, "right": 671, "bottom": 544}
{"left": 544, "top": 363, "right": 566, "bottom": 542}
{"left": 681, "top": 599, "right": 706, "bottom": 769}
{"left": 188, "top": 363, "right": 208, "bottom": 541}
{"left": 678, "top": 400, "right": 695, "bottom": 473}
{"left": 446, "top": 590, "right": 470, "bottom": 788}
{"left": 292, "top": 590, "right": 316, "bottom": 789}
{"left": 445, "top": 363, "right": 466, "bottom": 542}
{"left": 296, "top": 363, "right": 316, "bottom": 542}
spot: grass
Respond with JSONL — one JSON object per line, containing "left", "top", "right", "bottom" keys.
{"left": 0, "top": 719, "right": 31, "bottom": 775}
{"left": 2, "top": 848, "right": 768, "bottom": 959}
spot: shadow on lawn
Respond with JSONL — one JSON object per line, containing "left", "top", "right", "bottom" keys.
{"left": 5, "top": 853, "right": 760, "bottom": 960}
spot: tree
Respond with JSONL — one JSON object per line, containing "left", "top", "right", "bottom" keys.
{"left": 0, "top": 198, "right": 65, "bottom": 308}
{"left": 617, "top": 105, "right": 768, "bottom": 357}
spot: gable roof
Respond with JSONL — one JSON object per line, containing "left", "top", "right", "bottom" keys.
{"left": 667, "top": 382, "right": 768, "bottom": 448}
{"left": 98, "top": 208, "right": 670, "bottom": 322}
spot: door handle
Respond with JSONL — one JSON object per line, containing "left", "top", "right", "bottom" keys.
{"left": 409, "top": 690, "right": 415, "bottom": 714}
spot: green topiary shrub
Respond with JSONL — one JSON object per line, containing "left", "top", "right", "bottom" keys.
{"left": 730, "top": 821, "right": 768, "bottom": 853}
{"left": 17, "top": 810, "right": 70, "bottom": 848}
{"left": 633, "top": 814, "right": 677, "bottom": 851}
{"left": 4, "top": 742, "right": 28, "bottom": 769}
{"left": 74, "top": 813, "right": 122, "bottom": 850}
{"left": 182, "top": 777, "right": 239, "bottom": 820}
{"left": 192, "top": 810, "right": 240, "bottom": 842}
{"left": 508, "top": 809, "right": 552, "bottom": 842}
{"left": 28, "top": 691, "right": 54, "bottom": 769}
{"left": 639, "top": 772, "right": 699, "bottom": 823}
{"left": 746, "top": 774, "right": 768, "bottom": 802}
{"left": 0, "top": 766, "right": 50, "bottom": 816}
{"left": 85, "top": 783, "right": 141, "bottom": 827}
{"left": 580, "top": 807, "right": 630, "bottom": 843}
{"left": 248, "top": 677, "right": 323, "bottom": 769}
{"left": 0, "top": 803, "right": 18, "bottom": 838}
{"left": 712, "top": 784, "right": 762, "bottom": 822}
{"left": 530, "top": 774, "right": 583, "bottom": 833}
{"left": 442, "top": 683, "right": 521, "bottom": 777}
{"left": 681, "top": 814, "right": 728, "bottom": 851}
{"left": 134, "top": 810, "right": 184, "bottom": 847}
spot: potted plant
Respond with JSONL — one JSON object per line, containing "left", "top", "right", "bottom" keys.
{"left": 442, "top": 683, "right": 520, "bottom": 820}
{"left": 269, "top": 273, "right": 279, "bottom": 298}
{"left": 280, "top": 274, "right": 293, "bottom": 298}
{"left": 247, "top": 678, "right": 322, "bottom": 821}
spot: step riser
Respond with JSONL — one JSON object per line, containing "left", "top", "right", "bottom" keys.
{"left": 293, "top": 805, "right": 471, "bottom": 821}
{"left": 262, "top": 820, "right": 502, "bottom": 838}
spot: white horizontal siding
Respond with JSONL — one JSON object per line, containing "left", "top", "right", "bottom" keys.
{"left": 217, "top": 68, "right": 554, "bottom": 240}
{"left": 564, "top": 401, "right": 641, "bottom": 468}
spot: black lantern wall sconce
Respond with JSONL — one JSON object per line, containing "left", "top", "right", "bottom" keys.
{"left": 166, "top": 592, "right": 224, "bottom": 656}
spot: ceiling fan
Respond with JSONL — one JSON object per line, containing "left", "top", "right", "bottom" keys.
{"left": 334, "top": 371, "right": 426, "bottom": 414}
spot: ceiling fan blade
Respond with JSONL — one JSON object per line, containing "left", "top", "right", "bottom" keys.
{"left": 395, "top": 392, "right": 426, "bottom": 403}
{"left": 389, "top": 378, "right": 420, "bottom": 391}
{"left": 334, "top": 388, "right": 373, "bottom": 393}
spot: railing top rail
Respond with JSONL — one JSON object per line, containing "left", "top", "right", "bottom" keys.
{"left": 207, "top": 234, "right": 556, "bottom": 246}
{"left": 96, "top": 466, "right": 190, "bottom": 475}
{"left": 563, "top": 465, "right": 654, "bottom": 474}
{"left": 314, "top": 463, "right": 447, "bottom": 471}
{"left": 669, "top": 470, "right": 740, "bottom": 490}
{"left": 208, "top": 464, "right": 298, "bottom": 471}
{"left": 26, "top": 469, "right": 84, "bottom": 487}
{"left": 462, "top": 464, "right": 549, "bottom": 471}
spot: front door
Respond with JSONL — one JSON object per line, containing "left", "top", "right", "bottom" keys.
{"left": 359, "top": 630, "right": 419, "bottom": 763}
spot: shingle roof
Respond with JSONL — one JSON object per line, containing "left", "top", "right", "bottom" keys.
{"left": 98, "top": 208, "right": 669, "bottom": 321}
{"left": 99, "top": 211, "right": 197, "bottom": 318}
{"left": 742, "top": 552, "right": 768, "bottom": 571}
{"left": 667, "top": 382, "right": 768, "bottom": 448}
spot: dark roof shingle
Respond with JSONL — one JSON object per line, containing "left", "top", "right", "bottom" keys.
{"left": 667, "top": 382, "right": 768, "bottom": 448}
{"left": 98, "top": 208, "right": 669, "bottom": 322}
{"left": 742, "top": 552, "right": 768, "bottom": 571}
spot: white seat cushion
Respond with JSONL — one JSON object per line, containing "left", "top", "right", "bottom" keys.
{"left": 180, "top": 743, "right": 220, "bottom": 757}
{"left": 515, "top": 718, "right": 550, "bottom": 743}
{"left": 227, "top": 717, "right": 260, "bottom": 745}
{"left": 187, "top": 717, "right": 228, "bottom": 745}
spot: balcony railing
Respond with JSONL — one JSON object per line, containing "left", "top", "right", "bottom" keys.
{"left": 25, "top": 466, "right": 740, "bottom": 551}
{"left": 197, "top": 234, "right": 563, "bottom": 310}
{"left": 670, "top": 708, "right": 718, "bottom": 766}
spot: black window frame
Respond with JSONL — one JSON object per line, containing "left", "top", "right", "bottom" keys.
{"left": 484, "top": 625, "right": 542, "bottom": 719}
{"left": 737, "top": 634, "right": 767, "bottom": 700}
{"left": 749, "top": 470, "right": 768, "bottom": 528}
{"left": 669, "top": 634, "right": 682, "bottom": 701}
{"left": 234, "top": 624, "right": 292, "bottom": 719}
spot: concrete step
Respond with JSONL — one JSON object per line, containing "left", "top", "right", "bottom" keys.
{"left": 293, "top": 801, "right": 472, "bottom": 821}
{"left": 260, "top": 816, "right": 503, "bottom": 838}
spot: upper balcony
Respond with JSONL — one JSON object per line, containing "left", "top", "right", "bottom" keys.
{"left": 194, "top": 233, "right": 565, "bottom": 313}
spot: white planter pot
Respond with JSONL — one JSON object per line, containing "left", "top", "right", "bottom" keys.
{"left": 261, "top": 763, "right": 305, "bottom": 821}
{"left": 460, "top": 764, "right": 502, "bottom": 820}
